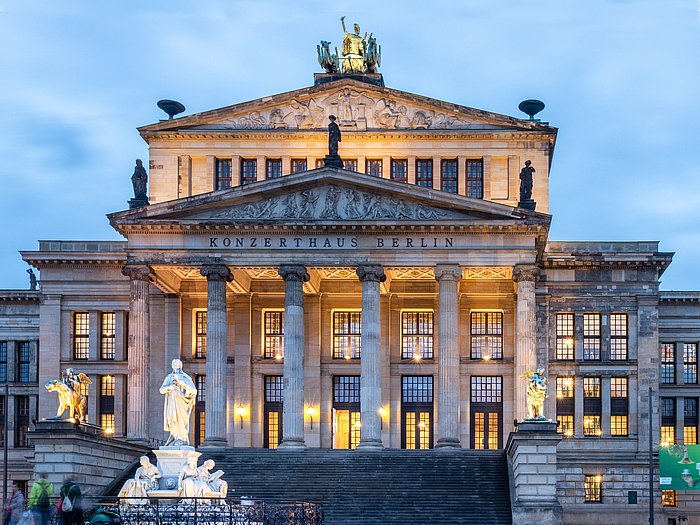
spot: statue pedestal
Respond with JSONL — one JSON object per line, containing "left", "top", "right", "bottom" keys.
{"left": 518, "top": 199, "right": 536, "bottom": 211}
{"left": 324, "top": 155, "right": 344, "bottom": 169}
{"left": 153, "top": 446, "right": 200, "bottom": 493}
{"left": 128, "top": 197, "right": 150, "bottom": 209}
{"left": 516, "top": 419, "right": 558, "bottom": 433}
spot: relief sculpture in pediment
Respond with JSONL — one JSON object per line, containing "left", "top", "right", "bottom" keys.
{"left": 209, "top": 184, "right": 448, "bottom": 221}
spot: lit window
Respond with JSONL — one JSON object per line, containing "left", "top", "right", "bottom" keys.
{"left": 73, "top": 312, "right": 90, "bottom": 360}
{"left": 263, "top": 311, "right": 284, "bottom": 359}
{"left": 100, "top": 375, "right": 115, "bottom": 397}
{"left": 583, "top": 377, "right": 601, "bottom": 436}
{"left": 661, "top": 343, "right": 676, "bottom": 384}
{"left": 266, "top": 159, "right": 282, "bottom": 179}
{"left": 264, "top": 376, "right": 283, "bottom": 449}
{"left": 684, "top": 398, "right": 698, "bottom": 445}
{"left": 291, "top": 159, "right": 307, "bottom": 173}
{"left": 195, "top": 375, "right": 206, "bottom": 447}
{"left": 684, "top": 343, "right": 698, "bottom": 384}
{"left": 366, "top": 159, "right": 382, "bottom": 177}
{"left": 610, "top": 313, "right": 628, "bottom": 360}
{"left": 583, "top": 314, "right": 600, "bottom": 360}
{"left": 440, "top": 159, "right": 458, "bottom": 194}
{"left": 466, "top": 159, "right": 483, "bottom": 199}
{"left": 471, "top": 376, "right": 502, "bottom": 450}
{"left": 471, "top": 312, "right": 503, "bottom": 360}
{"left": 402, "top": 376, "right": 433, "bottom": 450}
{"left": 333, "top": 376, "right": 360, "bottom": 450}
{"left": 99, "top": 375, "right": 115, "bottom": 433}
{"left": 662, "top": 490, "right": 677, "bottom": 507}
{"left": 100, "top": 414, "right": 115, "bottom": 434}
{"left": 556, "top": 377, "right": 575, "bottom": 436}
{"left": 662, "top": 397, "right": 676, "bottom": 445}
{"left": 333, "top": 311, "right": 361, "bottom": 359}
{"left": 401, "top": 311, "right": 434, "bottom": 360}
{"left": 16, "top": 342, "right": 30, "bottom": 383}
{"left": 584, "top": 474, "right": 603, "bottom": 503}
{"left": 556, "top": 314, "right": 575, "bottom": 360}
{"left": 215, "top": 158, "right": 232, "bottom": 190}
{"left": 240, "top": 159, "right": 257, "bottom": 185}
{"left": 100, "top": 312, "right": 116, "bottom": 360}
{"left": 415, "top": 159, "right": 433, "bottom": 187}
{"left": 610, "top": 377, "right": 628, "bottom": 436}
{"left": 16, "top": 396, "right": 30, "bottom": 447}
{"left": 344, "top": 159, "right": 358, "bottom": 172}
{"left": 194, "top": 311, "right": 206, "bottom": 359}
{"left": 390, "top": 159, "right": 408, "bottom": 182}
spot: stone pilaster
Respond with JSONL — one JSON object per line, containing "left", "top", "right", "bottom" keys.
{"left": 434, "top": 264, "right": 462, "bottom": 448}
{"left": 356, "top": 264, "right": 386, "bottom": 450}
{"left": 277, "top": 265, "right": 310, "bottom": 450}
{"left": 200, "top": 265, "right": 233, "bottom": 448}
{"left": 121, "top": 264, "right": 154, "bottom": 445}
{"left": 513, "top": 265, "right": 540, "bottom": 422}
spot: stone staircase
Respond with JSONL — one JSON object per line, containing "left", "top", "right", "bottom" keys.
{"left": 202, "top": 448, "right": 512, "bottom": 525}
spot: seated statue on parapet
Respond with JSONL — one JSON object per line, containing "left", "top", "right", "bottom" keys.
{"left": 118, "top": 456, "right": 161, "bottom": 505}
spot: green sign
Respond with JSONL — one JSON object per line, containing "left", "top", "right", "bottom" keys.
{"left": 660, "top": 445, "right": 700, "bottom": 490}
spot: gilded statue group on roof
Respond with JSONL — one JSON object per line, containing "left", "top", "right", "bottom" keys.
{"left": 317, "top": 17, "right": 381, "bottom": 75}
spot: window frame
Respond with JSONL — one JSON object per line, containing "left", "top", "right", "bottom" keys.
{"left": 684, "top": 343, "right": 698, "bottom": 384}
{"left": 15, "top": 395, "right": 30, "bottom": 448}
{"left": 0, "top": 342, "right": 6, "bottom": 383}
{"left": 390, "top": 159, "right": 408, "bottom": 182}
{"left": 16, "top": 342, "right": 30, "bottom": 383}
{"left": 556, "top": 376, "right": 575, "bottom": 436}
{"left": 470, "top": 311, "right": 504, "bottom": 360}
{"left": 400, "top": 309, "right": 434, "bottom": 360}
{"left": 440, "top": 159, "right": 458, "bottom": 194}
{"left": 240, "top": 158, "right": 257, "bottom": 185}
{"left": 466, "top": 159, "right": 484, "bottom": 199}
{"left": 583, "top": 313, "right": 601, "bottom": 361}
{"left": 584, "top": 474, "right": 603, "bottom": 503}
{"left": 265, "top": 158, "right": 282, "bottom": 179}
{"left": 661, "top": 342, "right": 676, "bottom": 384}
{"left": 365, "top": 159, "right": 383, "bottom": 177}
{"left": 332, "top": 309, "right": 362, "bottom": 360}
{"left": 583, "top": 377, "right": 602, "bottom": 437}
{"left": 415, "top": 159, "right": 433, "bottom": 187}
{"left": 610, "top": 377, "right": 628, "bottom": 437}
{"left": 291, "top": 159, "right": 307, "bottom": 174}
{"left": 262, "top": 309, "right": 285, "bottom": 360}
{"left": 610, "top": 313, "right": 628, "bottom": 360}
{"left": 215, "top": 158, "right": 232, "bottom": 190}
{"left": 73, "top": 312, "right": 90, "bottom": 360}
{"left": 193, "top": 309, "right": 207, "bottom": 359}
{"left": 100, "top": 312, "right": 116, "bottom": 360}
{"left": 555, "top": 313, "right": 575, "bottom": 360}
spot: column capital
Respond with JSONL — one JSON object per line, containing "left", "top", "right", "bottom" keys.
{"left": 356, "top": 264, "right": 386, "bottom": 283}
{"left": 434, "top": 264, "right": 462, "bottom": 282}
{"left": 122, "top": 264, "right": 154, "bottom": 282}
{"left": 200, "top": 264, "right": 233, "bottom": 282}
{"left": 278, "top": 264, "right": 310, "bottom": 282}
{"left": 512, "top": 265, "right": 540, "bottom": 283}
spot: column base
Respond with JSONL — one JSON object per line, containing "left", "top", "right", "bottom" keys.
{"left": 435, "top": 438, "right": 462, "bottom": 449}
{"left": 277, "top": 439, "right": 306, "bottom": 451}
{"left": 200, "top": 437, "right": 228, "bottom": 449}
{"left": 356, "top": 439, "right": 384, "bottom": 451}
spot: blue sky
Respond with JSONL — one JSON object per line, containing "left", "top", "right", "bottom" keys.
{"left": 1, "top": 0, "right": 699, "bottom": 290}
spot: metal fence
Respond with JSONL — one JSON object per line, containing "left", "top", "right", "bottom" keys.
{"left": 40, "top": 497, "right": 323, "bottom": 525}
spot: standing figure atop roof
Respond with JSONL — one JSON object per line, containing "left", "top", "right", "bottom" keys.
{"left": 328, "top": 115, "right": 341, "bottom": 156}
{"left": 129, "top": 159, "right": 150, "bottom": 209}
{"left": 340, "top": 16, "right": 367, "bottom": 73}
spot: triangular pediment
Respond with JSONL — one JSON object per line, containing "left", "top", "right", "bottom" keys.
{"left": 109, "top": 169, "right": 550, "bottom": 230}
{"left": 139, "top": 78, "right": 554, "bottom": 135}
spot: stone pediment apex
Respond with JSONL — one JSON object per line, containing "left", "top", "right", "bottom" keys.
{"left": 109, "top": 169, "right": 551, "bottom": 230}
{"left": 138, "top": 78, "right": 556, "bottom": 136}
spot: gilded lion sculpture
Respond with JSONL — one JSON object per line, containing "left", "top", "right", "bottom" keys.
{"left": 521, "top": 368, "right": 548, "bottom": 420}
{"left": 45, "top": 377, "right": 91, "bottom": 422}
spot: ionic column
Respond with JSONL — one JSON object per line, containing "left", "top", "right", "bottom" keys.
{"left": 356, "top": 264, "right": 386, "bottom": 450}
{"left": 435, "top": 265, "right": 462, "bottom": 448}
{"left": 513, "top": 265, "right": 540, "bottom": 422}
{"left": 200, "top": 265, "right": 233, "bottom": 448}
{"left": 121, "top": 264, "right": 154, "bottom": 444}
{"left": 277, "top": 265, "right": 310, "bottom": 449}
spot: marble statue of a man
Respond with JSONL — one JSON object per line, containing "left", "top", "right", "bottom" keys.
{"left": 160, "top": 359, "right": 197, "bottom": 446}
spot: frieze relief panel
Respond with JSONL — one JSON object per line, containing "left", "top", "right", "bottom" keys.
{"left": 192, "top": 90, "right": 503, "bottom": 132}
{"left": 462, "top": 267, "right": 512, "bottom": 280}
{"left": 191, "top": 184, "right": 474, "bottom": 222}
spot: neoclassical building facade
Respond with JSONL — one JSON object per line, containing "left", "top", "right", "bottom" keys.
{"left": 2, "top": 72, "right": 700, "bottom": 523}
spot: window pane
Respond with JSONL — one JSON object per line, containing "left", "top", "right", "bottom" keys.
{"left": 73, "top": 312, "right": 90, "bottom": 360}
{"left": 470, "top": 376, "right": 502, "bottom": 403}
{"left": 583, "top": 314, "right": 600, "bottom": 360}
{"left": 333, "top": 311, "right": 362, "bottom": 359}
{"left": 0, "top": 342, "right": 6, "bottom": 383}
{"left": 100, "top": 312, "right": 116, "bottom": 360}
{"left": 556, "top": 314, "right": 575, "bottom": 360}
{"left": 291, "top": 159, "right": 307, "bottom": 173}
{"left": 366, "top": 159, "right": 383, "bottom": 177}
{"left": 402, "top": 376, "right": 433, "bottom": 403}
{"left": 216, "top": 158, "right": 232, "bottom": 190}
{"left": 195, "top": 311, "right": 207, "bottom": 359}
{"left": 241, "top": 159, "right": 257, "bottom": 185}
{"left": 584, "top": 475, "right": 603, "bottom": 503}
{"left": 266, "top": 159, "right": 282, "bottom": 179}
{"left": 333, "top": 376, "right": 360, "bottom": 403}
{"left": 264, "top": 311, "right": 285, "bottom": 359}
{"left": 390, "top": 159, "right": 408, "bottom": 182}
{"left": 344, "top": 159, "right": 358, "bottom": 172}
{"left": 415, "top": 160, "right": 433, "bottom": 187}
{"left": 17, "top": 342, "right": 30, "bottom": 383}
{"left": 471, "top": 312, "right": 503, "bottom": 359}
{"left": 440, "top": 159, "right": 458, "bottom": 194}
{"left": 685, "top": 343, "right": 698, "bottom": 384}
{"left": 401, "top": 311, "right": 434, "bottom": 359}
{"left": 661, "top": 343, "right": 676, "bottom": 384}
{"left": 265, "top": 376, "right": 284, "bottom": 403}
{"left": 466, "top": 159, "right": 483, "bottom": 199}
{"left": 610, "top": 313, "right": 628, "bottom": 360}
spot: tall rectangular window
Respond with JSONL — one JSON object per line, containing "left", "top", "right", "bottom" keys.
{"left": 661, "top": 397, "right": 676, "bottom": 445}
{"left": 263, "top": 311, "right": 284, "bottom": 359}
{"left": 333, "top": 376, "right": 360, "bottom": 450}
{"left": 583, "top": 377, "right": 602, "bottom": 436}
{"left": 470, "top": 312, "right": 503, "bottom": 360}
{"left": 264, "top": 376, "right": 283, "bottom": 449}
{"left": 366, "top": 159, "right": 383, "bottom": 177}
{"left": 466, "top": 159, "right": 483, "bottom": 199}
{"left": 344, "top": 159, "right": 358, "bottom": 172}
{"left": 440, "top": 159, "right": 458, "bottom": 194}
{"left": 194, "top": 311, "right": 207, "bottom": 359}
{"left": 584, "top": 475, "right": 603, "bottom": 503}
{"left": 415, "top": 159, "right": 433, "bottom": 187}
{"left": 15, "top": 396, "right": 30, "bottom": 447}
{"left": 556, "top": 376, "right": 575, "bottom": 436}
{"left": 240, "top": 159, "right": 257, "bottom": 185}
{"left": 266, "top": 159, "right": 282, "bottom": 179}
{"left": 16, "top": 342, "right": 30, "bottom": 383}
{"left": 100, "top": 312, "right": 116, "bottom": 360}
{"left": 0, "top": 342, "right": 6, "bottom": 383}
{"left": 215, "top": 158, "right": 232, "bottom": 190}
{"left": 0, "top": 396, "right": 4, "bottom": 448}
{"left": 610, "top": 313, "right": 628, "bottom": 360}
{"left": 661, "top": 343, "right": 676, "bottom": 384}
{"left": 685, "top": 398, "right": 698, "bottom": 445}
{"left": 583, "top": 314, "right": 601, "bottom": 360}
{"left": 470, "top": 376, "right": 503, "bottom": 450}
{"left": 610, "top": 377, "right": 628, "bottom": 436}
{"left": 685, "top": 343, "right": 698, "bottom": 384}
{"left": 195, "top": 375, "right": 206, "bottom": 447}
{"left": 291, "top": 159, "right": 307, "bottom": 173}
{"left": 333, "top": 311, "right": 361, "bottom": 359}
{"left": 401, "top": 311, "right": 434, "bottom": 360}
{"left": 99, "top": 375, "right": 115, "bottom": 434}
{"left": 73, "top": 312, "right": 90, "bottom": 360}
{"left": 556, "top": 313, "right": 575, "bottom": 360}
{"left": 390, "top": 159, "right": 408, "bottom": 182}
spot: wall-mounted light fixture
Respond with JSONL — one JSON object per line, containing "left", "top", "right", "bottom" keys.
{"left": 377, "top": 407, "right": 387, "bottom": 430}
{"left": 306, "top": 406, "right": 317, "bottom": 429}
{"left": 236, "top": 406, "right": 246, "bottom": 429}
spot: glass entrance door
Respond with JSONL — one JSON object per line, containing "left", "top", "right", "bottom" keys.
{"left": 333, "top": 376, "right": 361, "bottom": 449}
{"left": 264, "top": 376, "right": 283, "bottom": 449}
{"left": 401, "top": 376, "right": 434, "bottom": 449}
{"left": 470, "top": 376, "right": 503, "bottom": 450}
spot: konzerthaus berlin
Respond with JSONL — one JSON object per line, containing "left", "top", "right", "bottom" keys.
{"left": 2, "top": 58, "right": 700, "bottom": 525}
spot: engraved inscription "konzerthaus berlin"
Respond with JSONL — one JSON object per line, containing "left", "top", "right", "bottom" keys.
{"left": 206, "top": 235, "right": 455, "bottom": 249}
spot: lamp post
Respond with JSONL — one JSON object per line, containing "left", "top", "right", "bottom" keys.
{"left": 2, "top": 378, "right": 8, "bottom": 513}
{"left": 649, "top": 386, "right": 654, "bottom": 525}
